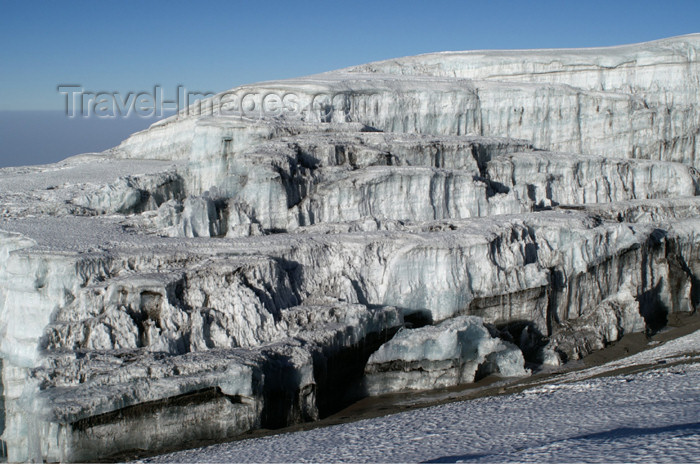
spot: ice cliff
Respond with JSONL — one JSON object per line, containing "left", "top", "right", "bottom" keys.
{"left": 1, "top": 34, "right": 699, "bottom": 462}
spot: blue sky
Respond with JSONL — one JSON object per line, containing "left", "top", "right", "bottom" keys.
{"left": 1, "top": 0, "right": 699, "bottom": 166}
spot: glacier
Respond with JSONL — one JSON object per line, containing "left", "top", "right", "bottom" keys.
{"left": 0, "top": 34, "right": 699, "bottom": 461}
{"left": 147, "top": 329, "right": 700, "bottom": 463}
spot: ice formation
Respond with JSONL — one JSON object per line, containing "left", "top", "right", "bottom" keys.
{"left": 0, "top": 34, "right": 699, "bottom": 461}
{"left": 364, "top": 316, "right": 528, "bottom": 395}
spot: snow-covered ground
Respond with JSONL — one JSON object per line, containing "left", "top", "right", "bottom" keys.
{"left": 145, "top": 330, "right": 700, "bottom": 463}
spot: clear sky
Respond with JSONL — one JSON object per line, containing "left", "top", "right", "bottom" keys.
{"left": 1, "top": 0, "right": 699, "bottom": 165}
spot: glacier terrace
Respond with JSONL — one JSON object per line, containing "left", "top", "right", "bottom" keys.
{"left": 0, "top": 34, "right": 699, "bottom": 462}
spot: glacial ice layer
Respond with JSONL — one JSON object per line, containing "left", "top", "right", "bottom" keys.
{"left": 1, "top": 34, "right": 700, "bottom": 462}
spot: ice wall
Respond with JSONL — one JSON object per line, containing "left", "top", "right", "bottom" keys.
{"left": 113, "top": 36, "right": 700, "bottom": 173}
{"left": 348, "top": 34, "right": 700, "bottom": 166}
